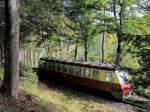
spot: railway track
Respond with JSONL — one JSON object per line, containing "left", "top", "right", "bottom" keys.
{"left": 123, "top": 96, "right": 150, "bottom": 112}
{"left": 33, "top": 68, "right": 150, "bottom": 112}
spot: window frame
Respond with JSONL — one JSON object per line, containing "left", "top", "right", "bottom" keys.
{"left": 68, "top": 65, "right": 75, "bottom": 75}
{"left": 91, "top": 69, "right": 99, "bottom": 80}
{"left": 51, "top": 62, "right": 56, "bottom": 71}
{"left": 105, "top": 71, "right": 114, "bottom": 83}
{"left": 75, "top": 66, "right": 82, "bottom": 76}
{"left": 82, "top": 67, "right": 91, "bottom": 78}
{"left": 48, "top": 62, "right": 52, "bottom": 70}
{"left": 56, "top": 63, "right": 62, "bottom": 72}
{"left": 39, "top": 60, "right": 45, "bottom": 68}
{"left": 62, "top": 64, "right": 68, "bottom": 73}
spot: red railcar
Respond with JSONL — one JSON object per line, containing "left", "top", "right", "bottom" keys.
{"left": 38, "top": 57, "right": 131, "bottom": 100}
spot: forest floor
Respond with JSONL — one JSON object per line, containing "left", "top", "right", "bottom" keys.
{"left": 0, "top": 80, "right": 149, "bottom": 112}
{"left": 20, "top": 81, "right": 141, "bottom": 112}
{"left": 0, "top": 82, "right": 110, "bottom": 112}
{"left": 0, "top": 92, "right": 48, "bottom": 112}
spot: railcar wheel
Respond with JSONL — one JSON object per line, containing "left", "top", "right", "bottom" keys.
{"left": 111, "top": 92, "right": 123, "bottom": 101}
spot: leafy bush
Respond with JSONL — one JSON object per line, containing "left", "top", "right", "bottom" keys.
{"left": 0, "top": 68, "right": 4, "bottom": 80}
{"left": 132, "top": 79, "right": 150, "bottom": 98}
{"left": 20, "top": 63, "right": 38, "bottom": 84}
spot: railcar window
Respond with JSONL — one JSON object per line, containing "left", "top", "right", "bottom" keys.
{"left": 42, "top": 62, "right": 45, "bottom": 68}
{"left": 62, "top": 64, "right": 68, "bottom": 73}
{"left": 39, "top": 61, "right": 45, "bottom": 68}
{"left": 75, "top": 67, "right": 81, "bottom": 76}
{"left": 69, "top": 65, "right": 74, "bottom": 74}
{"left": 83, "top": 68, "right": 90, "bottom": 78}
{"left": 55, "top": 63, "right": 57, "bottom": 71}
{"left": 48, "top": 62, "right": 52, "bottom": 70}
{"left": 57, "top": 63, "right": 62, "bottom": 72}
{"left": 45, "top": 62, "right": 49, "bottom": 69}
{"left": 105, "top": 72, "right": 114, "bottom": 83}
{"left": 51, "top": 62, "right": 55, "bottom": 71}
{"left": 92, "top": 69, "right": 99, "bottom": 80}
{"left": 49, "top": 62, "right": 52, "bottom": 70}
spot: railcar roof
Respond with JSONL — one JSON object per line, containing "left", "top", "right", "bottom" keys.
{"left": 40, "top": 57, "right": 116, "bottom": 71}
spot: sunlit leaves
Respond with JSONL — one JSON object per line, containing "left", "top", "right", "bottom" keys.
{"left": 123, "top": 12, "right": 150, "bottom": 35}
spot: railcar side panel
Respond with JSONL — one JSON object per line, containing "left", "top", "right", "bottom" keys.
{"left": 38, "top": 58, "right": 131, "bottom": 100}
{"left": 99, "top": 70, "right": 105, "bottom": 81}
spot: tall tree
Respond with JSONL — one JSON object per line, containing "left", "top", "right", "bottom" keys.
{"left": 0, "top": 0, "right": 5, "bottom": 66}
{"left": 113, "top": 0, "right": 125, "bottom": 65}
{"left": 4, "top": 0, "right": 20, "bottom": 98}
{"left": 101, "top": 1, "right": 107, "bottom": 63}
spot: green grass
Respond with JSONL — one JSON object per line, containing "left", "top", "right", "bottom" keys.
{"left": 20, "top": 82, "right": 112, "bottom": 112}
{"left": 0, "top": 68, "right": 4, "bottom": 80}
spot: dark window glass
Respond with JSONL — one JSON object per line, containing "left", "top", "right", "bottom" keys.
{"left": 51, "top": 62, "right": 55, "bottom": 71}
{"left": 49, "top": 62, "right": 52, "bottom": 70}
{"left": 75, "top": 67, "right": 81, "bottom": 75}
{"left": 47, "top": 62, "right": 51, "bottom": 69}
{"left": 39, "top": 61, "right": 45, "bottom": 68}
{"left": 83, "top": 68, "right": 90, "bottom": 78}
{"left": 92, "top": 69, "right": 99, "bottom": 80}
{"left": 57, "top": 63, "right": 62, "bottom": 72}
{"left": 45, "top": 62, "right": 49, "bottom": 69}
{"left": 69, "top": 65, "right": 74, "bottom": 74}
{"left": 62, "top": 64, "right": 68, "bottom": 73}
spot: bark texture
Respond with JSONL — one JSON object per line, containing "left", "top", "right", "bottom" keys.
{"left": 4, "top": 0, "right": 20, "bottom": 98}
{"left": 115, "top": 33, "right": 122, "bottom": 65}
{"left": 74, "top": 44, "right": 78, "bottom": 60}
{"left": 84, "top": 37, "right": 88, "bottom": 62}
{"left": 0, "top": 2, "right": 5, "bottom": 67}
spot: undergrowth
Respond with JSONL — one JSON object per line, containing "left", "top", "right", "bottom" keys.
{"left": 19, "top": 63, "right": 109, "bottom": 112}
{"left": 20, "top": 82, "right": 110, "bottom": 112}
{"left": 20, "top": 63, "right": 38, "bottom": 84}
{"left": 0, "top": 68, "right": 4, "bottom": 80}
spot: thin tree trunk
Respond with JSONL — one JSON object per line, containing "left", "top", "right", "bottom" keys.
{"left": 101, "top": 32, "right": 105, "bottom": 63}
{"left": 115, "top": 34, "right": 122, "bottom": 65}
{"left": 55, "top": 47, "right": 57, "bottom": 58}
{"left": 74, "top": 44, "right": 78, "bottom": 60}
{"left": 84, "top": 38, "right": 88, "bottom": 62}
{"left": 4, "top": 0, "right": 20, "bottom": 98}
{"left": 0, "top": 4, "right": 5, "bottom": 68}
{"left": 58, "top": 42, "right": 62, "bottom": 58}
{"left": 101, "top": 5, "right": 106, "bottom": 63}
{"left": 67, "top": 44, "right": 69, "bottom": 56}
{"left": 113, "top": 0, "right": 124, "bottom": 65}
{"left": 29, "top": 49, "right": 32, "bottom": 65}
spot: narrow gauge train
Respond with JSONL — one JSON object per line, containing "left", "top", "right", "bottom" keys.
{"left": 38, "top": 57, "right": 131, "bottom": 100}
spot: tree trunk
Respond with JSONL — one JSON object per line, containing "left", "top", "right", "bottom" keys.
{"left": 67, "top": 44, "right": 69, "bottom": 56}
{"left": 74, "top": 44, "right": 78, "bottom": 60}
{"left": 84, "top": 38, "right": 88, "bottom": 62}
{"left": 58, "top": 42, "right": 62, "bottom": 58}
{"left": 113, "top": 0, "right": 124, "bottom": 65}
{"left": 4, "top": 0, "right": 20, "bottom": 98}
{"left": 115, "top": 34, "right": 122, "bottom": 65}
{"left": 0, "top": 4, "right": 5, "bottom": 67}
{"left": 101, "top": 5, "right": 106, "bottom": 63}
{"left": 101, "top": 32, "right": 105, "bottom": 63}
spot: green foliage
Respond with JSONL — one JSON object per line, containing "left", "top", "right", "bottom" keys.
{"left": 96, "top": 109, "right": 108, "bottom": 112}
{"left": 21, "top": 82, "right": 112, "bottom": 112}
{"left": 132, "top": 82, "right": 150, "bottom": 98}
{"left": 124, "top": 12, "right": 150, "bottom": 35}
{"left": 20, "top": 63, "right": 38, "bottom": 84}
{"left": 0, "top": 68, "right": 4, "bottom": 80}
{"left": 20, "top": 0, "right": 150, "bottom": 98}
{"left": 144, "top": 87, "right": 150, "bottom": 98}
{"left": 20, "top": 0, "right": 76, "bottom": 46}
